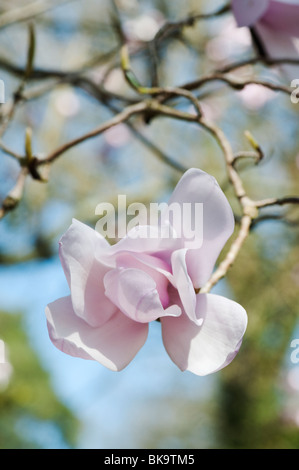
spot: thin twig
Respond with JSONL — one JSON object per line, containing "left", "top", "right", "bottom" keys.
{"left": 175, "top": 73, "right": 292, "bottom": 99}
{"left": 217, "top": 56, "right": 299, "bottom": 74}
{"left": 40, "top": 99, "right": 203, "bottom": 166}
{"left": 232, "top": 151, "right": 263, "bottom": 167}
{"left": 201, "top": 215, "right": 252, "bottom": 293}
{"left": 0, "top": 0, "right": 76, "bottom": 30}
{"left": 0, "top": 140, "right": 23, "bottom": 161}
{"left": 255, "top": 196, "right": 299, "bottom": 209}
{"left": 153, "top": 3, "right": 230, "bottom": 43}
{"left": 0, "top": 167, "right": 28, "bottom": 220}
{"left": 40, "top": 100, "right": 149, "bottom": 165}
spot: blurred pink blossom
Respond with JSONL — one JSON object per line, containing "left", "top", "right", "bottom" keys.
{"left": 232, "top": 0, "right": 299, "bottom": 78}
{"left": 45, "top": 168, "right": 247, "bottom": 376}
{"left": 237, "top": 83, "right": 276, "bottom": 110}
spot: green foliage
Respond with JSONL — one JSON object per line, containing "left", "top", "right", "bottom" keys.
{"left": 0, "top": 311, "right": 79, "bottom": 449}
{"left": 216, "top": 232, "right": 299, "bottom": 449}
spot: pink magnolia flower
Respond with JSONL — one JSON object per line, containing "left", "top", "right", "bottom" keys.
{"left": 45, "top": 168, "right": 247, "bottom": 376}
{"left": 231, "top": 0, "right": 299, "bottom": 77}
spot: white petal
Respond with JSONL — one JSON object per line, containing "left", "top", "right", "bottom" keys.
{"left": 161, "top": 293, "right": 247, "bottom": 376}
{"left": 163, "top": 168, "right": 235, "bottom": 288}
{"left": 45, "top": 296, "right": 148, "bottom": 371}
{"left": 104, "top": 268, "right": 181, "bottom": 323}
{"left": 59, "top": 219, "right": 117, "bottom": 327}
{"left": 171, "top": 249, "right": 198, "bottom": 324}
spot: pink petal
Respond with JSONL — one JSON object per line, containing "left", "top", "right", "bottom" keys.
{"left": 262, "top": 1, "right": 299, "bottom": 37}
{"left": 255, "top": 22, "right": 299, "bottom": 79}
{"left": 161, "top": 293, "right": 247, "bottom": 376}
{"left": 45, "top": 296, "right": 148, "bottom": 371}
{"left": 171, "top": 249, "right": 198, "bottom": 324}
{"left": 59, "top": 219, "right": 117, "bottom": 327}
{"left": 231, "top": 0, "right": 270, "bottom": 27}
{"left": 104, "top": 268, "right": 181, "bottom": 323}
{"left": 105, "top": 223, "right": 182, "bottom": 263}
{"left": 114, "top": 251, "right": 171, "bottom": 307}
{"left": 164, "top": 168, "right": 234, "bottom": 288}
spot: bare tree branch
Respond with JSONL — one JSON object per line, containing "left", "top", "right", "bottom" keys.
{"left": 0, "top": 0, "right": 77, "bottom": 30}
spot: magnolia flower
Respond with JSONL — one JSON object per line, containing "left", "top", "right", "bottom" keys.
{"left": 45, "top": 168, "right": 247, "bottom": 376}
{"left": 231, "top": 0, "right": 299, "bottom": 78}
